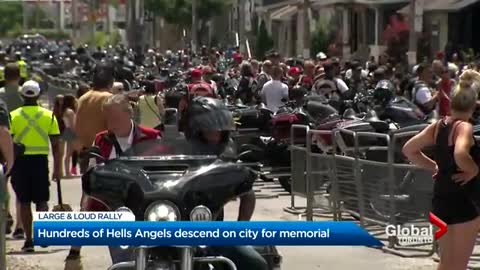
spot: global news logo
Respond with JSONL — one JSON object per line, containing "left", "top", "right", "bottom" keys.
{"left": 384, "top": 212, "right": 447, "bottom": 245}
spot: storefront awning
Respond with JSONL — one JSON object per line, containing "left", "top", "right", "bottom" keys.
{"left": 398, "top": 0, "right": 478, "bottom": 13}
{"left": 271, "top": 5, "right": 298, "bottom": 21}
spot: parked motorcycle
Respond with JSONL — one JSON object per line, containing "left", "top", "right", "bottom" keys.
{"left": 237, "top": 98, "right": 337, "bottom": 192}
{"left": 81, "top": 140, "right": 282, "bottom": 270}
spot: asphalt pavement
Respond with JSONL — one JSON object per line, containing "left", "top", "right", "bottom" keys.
{"left": 5, "top": 172, "right": 438, "bottom": 270}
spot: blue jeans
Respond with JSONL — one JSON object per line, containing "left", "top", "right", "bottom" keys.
{"left": 109, "top": 246, "right": 135, "bottom": 265}
{"left": 211, "top": 246, "right": 269, "bottom": 270}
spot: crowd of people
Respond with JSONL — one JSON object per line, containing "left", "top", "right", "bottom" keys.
{"left": 1, "top": 42, "right": 480, "bottom": 270}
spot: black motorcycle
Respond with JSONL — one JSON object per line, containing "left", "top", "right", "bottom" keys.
{"left": 81, "top": 140, "right": 282, "bottom": 270}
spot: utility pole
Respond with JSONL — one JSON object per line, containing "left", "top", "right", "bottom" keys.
{"left": 23, "top": 1, "right": 28, "bottom": 31}
{"left": 127, "top": 0, "right": 135, "bottom": 49}
{"left": 59, "top": 0, "right": 65, "bottom": 32}
{"left": 72, "top": 0, "right": 78, "bottom": 42}
{"left": 303, "top": 0, "right": 311, "bottom": 59}
{"left": 89, "top": 0, "right": 97, "bottom": 47}
{"left": 192, "top": 0, "right": 198, "bottom": 53}
{"left": 407, "top": 0, "right": 417, "bottom": 66}
{"left": 239, "top": 0, "right": 246, "bottom": 54}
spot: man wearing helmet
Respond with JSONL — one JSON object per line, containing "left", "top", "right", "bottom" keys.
{"left": 183, "top": 96, "right": 268, "bottom": 270}
{"left": 373, "top": 80, "right": 396, "bottom": 108}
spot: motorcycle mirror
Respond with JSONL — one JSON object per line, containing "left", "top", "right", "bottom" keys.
{"left": 87, "top": 146, "right": 105, "bottom": 161}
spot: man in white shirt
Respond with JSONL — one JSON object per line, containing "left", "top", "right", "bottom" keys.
{"left": 261, "top": 65, "right": 289, "bottom": 113}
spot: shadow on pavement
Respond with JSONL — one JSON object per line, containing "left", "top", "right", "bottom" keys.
{"left": 7, "top": 248, "right": 67, "bottom": 255}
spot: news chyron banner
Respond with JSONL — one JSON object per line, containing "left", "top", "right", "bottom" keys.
{"left": 33, "top": 212, "right": 383, "bottom": 246}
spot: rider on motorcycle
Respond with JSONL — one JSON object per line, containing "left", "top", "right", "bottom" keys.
{"left": 183, "top": 96, "right": 268, "bottom": 270}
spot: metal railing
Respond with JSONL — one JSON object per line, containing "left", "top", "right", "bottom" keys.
{"left": 284, "top": 124, "right": 455, "bottom": 260}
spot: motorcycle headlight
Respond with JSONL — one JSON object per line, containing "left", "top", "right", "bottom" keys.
{"left": 116, "top": 207, "right": 134, "bottom": 250}
{"left": 190, "top": 205, "right": 212, "bottom": 221}
{"left": 145, "top": 201, "right": 180, "bottom": 221}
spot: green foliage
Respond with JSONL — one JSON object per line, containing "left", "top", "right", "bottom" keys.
{"left": 0, "top": 2, "right": 23, "bottom": 36}
{"left": 27, "top": 6, "right": 55, "bottom": 29}
{"left": 311, "top": 20, "right": 329, "bottom": 58}
{"left": 145, "top": 0, "right": 226, "bottom": 26}
{"left": 255, "top": 20, "right": 274, "bottom": 59}
{"left": 90, "top": 31, "right": 122, "bottom": 47}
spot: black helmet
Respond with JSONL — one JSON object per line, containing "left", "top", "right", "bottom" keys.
{"left": 290, "top": 85, "right": 307, "bottom": 100}
{"left": 187, "top": 97, "right": 234, "bottom": 136}
{"left": 374, "top": 80, "right": 395, "bottom": 105}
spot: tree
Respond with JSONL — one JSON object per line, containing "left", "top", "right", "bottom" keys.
{"left": 311, "top": 19, "right": 329, "bottom": 58}
{"left": 255, "top": 20, "right": 273, "bottom": 59}
{"left": 145, "top": 0, "right": 226, "bottom": 28}
{"left": 0, "top": 3, "right": 23, "bottom": 36}
{"left": 28, "top": 5, "right": 50, "bottom": 29}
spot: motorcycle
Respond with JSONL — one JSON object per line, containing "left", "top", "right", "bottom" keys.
{"left": 237, "top": 98, "right": 336, "bottom": 192}
{"left": 81, "top": 140, "right": 282, "bottom": 270}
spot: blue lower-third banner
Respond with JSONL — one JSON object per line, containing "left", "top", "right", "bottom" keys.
{"left": 33, "top": 221, "right": 383, "bottom": 246}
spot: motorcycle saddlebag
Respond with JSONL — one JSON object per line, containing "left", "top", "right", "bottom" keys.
{"left": 235, "top": 108, "right": 272, "bottom": 130}
{"left": 271, "top": 113, "right": 306, "bottom": 142}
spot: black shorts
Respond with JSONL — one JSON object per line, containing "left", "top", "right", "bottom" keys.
{"left": 432, "top": 193, "right": 479, "bottom": 225}
{"left": 11, "top": 155, "right": 50, "bottom": 204}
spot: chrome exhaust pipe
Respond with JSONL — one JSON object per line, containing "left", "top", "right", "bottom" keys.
{"left": 135, "top": 248, "right": 147, "bottom": 270}
{"left": 180, "top": 247, "right": 194, "bottom": 270}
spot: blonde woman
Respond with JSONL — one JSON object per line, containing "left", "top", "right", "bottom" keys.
{"left": 403, "top": 70, "right": 480, "bottom": 270}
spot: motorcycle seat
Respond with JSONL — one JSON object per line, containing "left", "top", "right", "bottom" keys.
{"left": 362, "top": 110, "right": 390, "bottom": 133}
{"left": 306, "top": 101, "right": 338, "bottom": 121}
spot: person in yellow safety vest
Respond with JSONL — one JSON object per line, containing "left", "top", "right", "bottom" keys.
{"left": 15, "top": 52, "right": 28, "bottom": 84}
{"left": 0, "top": 51, "right": 7, "bottom": 86}
{"left": 9, "top": 80, "right": 61, "bottom": 253}
{"left": 0, "top": 65, "right": 5, "bottom": 84}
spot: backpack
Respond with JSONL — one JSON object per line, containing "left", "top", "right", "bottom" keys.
{"left": 189, "top": 82, "right": 216, "bottom": 99}
{"left": 178, "top": 83, "right": 217, "bottom": 132}
{"left": 313, "top": 79, "right": 340, "bottom": 100}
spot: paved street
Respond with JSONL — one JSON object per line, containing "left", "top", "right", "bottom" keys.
{"left": 5, "top": 168, "right": 438, "bottom": 269}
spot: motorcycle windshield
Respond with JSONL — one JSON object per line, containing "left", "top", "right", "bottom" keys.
{"left": 119, "top": 138, "right": 219, "bottom": 162}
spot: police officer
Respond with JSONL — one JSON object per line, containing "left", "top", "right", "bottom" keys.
{"left": 15, "top": 52, "right": 28, "bottom": 85}
{"left": 9, "top": 81, "right": 61, "bottom": 252}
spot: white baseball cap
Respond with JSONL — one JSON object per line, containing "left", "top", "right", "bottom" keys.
{"left": 316, "top": 52, "right": 328, "bottom": 60}
{"left": 21, "top": 80, "right": 41, "bottom": 97}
